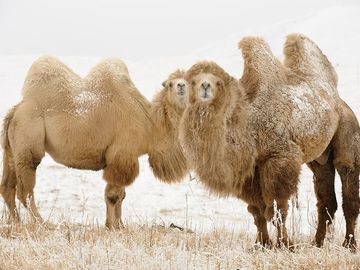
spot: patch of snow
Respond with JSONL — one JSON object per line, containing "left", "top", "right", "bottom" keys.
{"left": 72, "top": 90, "right": 100, "bottom": 116}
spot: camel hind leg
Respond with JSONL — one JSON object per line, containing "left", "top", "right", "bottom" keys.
{"left": 9, "top": 101, "right": 45, "bottom": 223}
{"left": 1, "top": 148, "right": 20, "bottom": 222}
{"left": 332, "top": 105, "right": 360, "bottom": 252}
{"left": 307, "top": 152, "right": 337, "bottom": 248}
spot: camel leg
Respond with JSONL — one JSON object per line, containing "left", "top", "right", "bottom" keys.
{"left": 336, "top": 166, "right": 359, "bottom": 251}
{"left": 331, "top": 102, "right": 360, "bottom": 251}
{"left": 15, "top": 156, "right": 43, "bottom": 223}
{"left": 103, "top": 154, "right": 139, "bottom": 229}
{"left": 0, "top": 150, "right": 20, "bottom": 222}
{"left": 104, "top": 184, "right": 126, "bottom": 229}
{"left": 307, "top": 158, "right": 337, "bottom": 247}
{"left": 260, "top": 156, "right": 301, "bottom": 248}
{"left": 9, "top": 106, "right": 45, "bottom": 223}
{"left": 247, "top": 204, "right": 271, "bottom": 247}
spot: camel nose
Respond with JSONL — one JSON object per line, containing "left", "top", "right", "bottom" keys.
{"left": 201, "top": 82, "right": 210, "bottom": 89}
{"left": 177, "top": 83, "right": 185, "bottom": 88}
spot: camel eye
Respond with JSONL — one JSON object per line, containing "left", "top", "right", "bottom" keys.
{"left": 216, "top": 81, "right": 221, "bottom": 86}
{"left": 169, "top": 82, "right": 173, "bottom": 88}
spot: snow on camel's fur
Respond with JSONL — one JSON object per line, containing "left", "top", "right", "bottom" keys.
{"left": 179, "top": 34, "right": 360, "bottom": 251}
{"left": 0, "top": 56, "right": 188, "bottom": 229}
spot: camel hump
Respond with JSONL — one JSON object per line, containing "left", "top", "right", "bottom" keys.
{"left": 86, "top": 58, "right": 132, "bottom": 89}
{"left": 22, "top": 55, "right": 78, "bottom": 96}
{"left": 25, "top": 55, "right": 76, "bottom": 80}
{"left": 239, "top": 36, "right": 285, "bottom": 92}
{"left": 88, "top": 58, "right": 130, "bottom": 79}
{"left": 283, "top": 33, "right": 338, "bottom": 87}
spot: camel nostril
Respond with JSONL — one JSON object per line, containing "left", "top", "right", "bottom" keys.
{"left": 201, "top": 82, "right": 210, "bottom": 89}
{"left": 178, "top": 83, "right": 185, "bottom": 88}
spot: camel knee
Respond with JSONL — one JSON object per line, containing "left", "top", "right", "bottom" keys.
{"left": 103, "top": 158, "right": 139, "bottom": 187}
{"left": 105, "top": 184, "right": 126, "bottom": 205}
{"left": 264, "top": 202, "right": 288, "bottom": 223}
{"left": 337, "top": 166, "right": 360, "bottom": 210}
{"left": 14, "top": 164, "right": 37, "bottom": 204}
{"left": 1, "top": 186, "right": 16, "bottom": 204}
{"left": 105, "top": 184, "right": 125, "bottom": 229}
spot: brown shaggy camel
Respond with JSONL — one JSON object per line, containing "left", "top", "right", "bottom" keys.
{"left": 0, "top": 56, "right": 188, "bottom": 228}
{"left": 179, "top": 34, "right": 360, "bottom": 250}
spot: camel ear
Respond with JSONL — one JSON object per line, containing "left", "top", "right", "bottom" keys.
{"left": 162, "top": 80, "right": 167, "bottom": 88}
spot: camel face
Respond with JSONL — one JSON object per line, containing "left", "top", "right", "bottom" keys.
{"left": 190, "top": 73, "right": 221, "bottom": 103}
{"left": 167, "top": 78, "right": 188, "bottom": 109}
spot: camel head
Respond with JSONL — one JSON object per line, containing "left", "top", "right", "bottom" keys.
{"left": 186, "top": 61, "right": 232, "bottom": 106}
{"left": 162, "top": 69, "right": 188, "bottom": 110}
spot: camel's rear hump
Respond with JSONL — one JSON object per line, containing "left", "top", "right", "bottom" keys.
{"left": 22, "top": 55, "right": 79, "bottom": 97}
{"left": 283, "top": 33, "right": 338, "bottom": 88}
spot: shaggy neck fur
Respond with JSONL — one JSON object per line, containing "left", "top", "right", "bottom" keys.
{"left": 180, "top": 66, "right": 256, "bottom": 197}
{"left": 147, "top": 89, "right": 188, "bottom": 183}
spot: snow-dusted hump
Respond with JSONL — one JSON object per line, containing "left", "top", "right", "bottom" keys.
{"left": 239, "top": 36, "right": 286, "bottom": 99}
{"left": 283, "top": 33, "right": 338, "bottom": 88}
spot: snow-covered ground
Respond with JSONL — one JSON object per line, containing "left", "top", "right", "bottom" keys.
{"left": 0, "top": 3, "right": 359, "bottom": 240}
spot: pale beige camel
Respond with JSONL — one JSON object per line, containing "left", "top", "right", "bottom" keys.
{"left": 179, "top": 34, "right": 360, "bottom": 250}
{"left": 1, "top": 56, "right": 188, "bottom": 229}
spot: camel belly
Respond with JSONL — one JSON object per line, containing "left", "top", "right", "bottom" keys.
{"left": 46, "top": 146, "right": 106, "bottom": 171}
{"left": 292, "top": 110, "right": 339, "bottom": 163}
{"left": 44, "top": 114, "right": 109, "bottom": 170}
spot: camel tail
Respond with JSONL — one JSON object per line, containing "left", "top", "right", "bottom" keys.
{"left": 238, "top": 36, "right": 286, "bottom": 96}
{"left": 283, "top": 33, "right": 338, "bottom": 87}
{"left": 1, "top": 105, "right": 17, "bottom": 195}
{"left": 1, "top": 106, "right": 17, "bottom": 151}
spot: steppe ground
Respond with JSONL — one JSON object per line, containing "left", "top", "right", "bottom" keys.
{"left": 1, "top": 216, "right": 360, "bottom": 270}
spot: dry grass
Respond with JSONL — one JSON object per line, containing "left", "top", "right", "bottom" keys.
{"left": 0, "top": 218, "right": 360, "bottom": 270}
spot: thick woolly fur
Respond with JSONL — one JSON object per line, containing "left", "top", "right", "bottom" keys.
{"left": 0, "top": 57, "right": 188, "bottom": 228}
{"left": 180, "top": 34, "right": 360, "bottom": 250}
{"left": 180, "top": 62, "right": 255, "bottom": 197}
{"left": 148, "top": 69, "right": 188, "bottom": 183}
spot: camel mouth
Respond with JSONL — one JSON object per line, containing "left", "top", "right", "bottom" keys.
{"left": 177, "top": 89, "right": 186, "bottom": 96}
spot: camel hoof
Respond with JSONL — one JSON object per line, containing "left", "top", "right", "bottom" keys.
{"left": 343, "top": 237, "right": 357, "bottom": 253}
{"left": 312, "top": 238, "right": 324, "bottom": 248}
{"left": 105, "top": 220, "right": 124, "bottom": 230}
{"left": 254, "top": 239, "right": 273, "bottom": 250}
{"left": 276, "top": 239, "right": 295, "bottom": 252}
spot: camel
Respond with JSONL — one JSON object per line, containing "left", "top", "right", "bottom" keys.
{"left": 179, "top": 34, "right": 360, "bottom": 250}
{"left": 0, "top": 56, "right": 188, "bottom": 229}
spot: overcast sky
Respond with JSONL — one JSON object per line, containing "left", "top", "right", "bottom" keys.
{"left": 0, "top": 0, "right": 351, "bottom": 60}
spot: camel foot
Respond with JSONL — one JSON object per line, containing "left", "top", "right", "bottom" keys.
{"left": 343, "top": 237, "right": 357, "bottom": 253}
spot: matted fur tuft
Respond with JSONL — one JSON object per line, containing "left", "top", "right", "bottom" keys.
{"left": 185, "top": 61, "right": 232, "bottom": 85}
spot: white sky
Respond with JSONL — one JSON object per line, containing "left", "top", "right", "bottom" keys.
{"left": 0, "top": 0, "right": 353, "bottom": 60}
